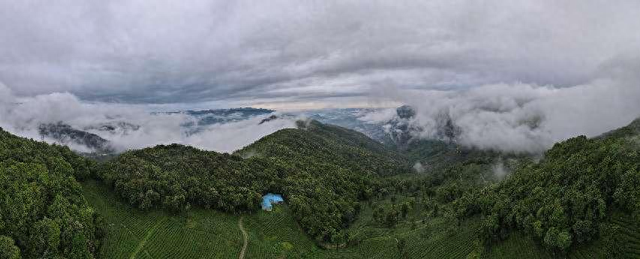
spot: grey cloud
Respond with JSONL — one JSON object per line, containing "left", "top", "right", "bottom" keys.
{"left": 1, "top": 1, "right": 640, "bottom": 105}
{"left": 2, "top": 0, "right": 640, "bottom": 154}
{"left": 380, "top": 68, "right": 640, "bottom": 153}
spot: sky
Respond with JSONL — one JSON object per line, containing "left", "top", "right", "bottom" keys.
{"left": 1, "top": 1, "right": 640, "bottom": 153}
{"left": 1, "top": 0, "right": 639, "bottom": 109}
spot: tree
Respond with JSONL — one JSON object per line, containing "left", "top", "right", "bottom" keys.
{"left": 401, "top": 202, "right": 410, "bottom": 219}
{"left": 0, "top": 236, "right": 21, "bottom": 259}
{"left": 556, "top": 231, "right": 572, "bottom": 251}
{"left": 29, "top": 218, "right": 61, "bottom": 256}
{"left": 397, "top": 238, "right": 407, "bottom": 258}
{"left": 373, "top": 207, "right": 384, "bottom": 224}
{"left": 331, "top": 232, "right": 345, "bottom": 249}
{"left": 385, "top": 208, "right": 399, "bottom": 228}
{"left": 572, "top": 220, "right": 594, "bottom": 243}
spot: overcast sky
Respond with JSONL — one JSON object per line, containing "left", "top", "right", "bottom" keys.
{"left": 1, "top": 0, "right": 639, "bottom": 110}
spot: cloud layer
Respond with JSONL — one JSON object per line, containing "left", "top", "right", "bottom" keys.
{"left": 1, "top": 1, "right": 639, "bottom": 153}
{"left": 1, "top": 1, "right": 639, "bottom": 108}
{"left": 0, "top": 83, "right": 296, "bottom": 153}
{"left": 361, "top": 59, "right": 640, "bottom": 153}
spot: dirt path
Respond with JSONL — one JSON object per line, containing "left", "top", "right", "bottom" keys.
{"left": 130, "top": 217, "right": 166, "bottom": 259}
{"left": 238, "top": 217, "right": 248, "bottom": 259}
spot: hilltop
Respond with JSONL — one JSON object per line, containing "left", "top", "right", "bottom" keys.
{"left": 95, "top": 119, "right": 409, "bottom": 243}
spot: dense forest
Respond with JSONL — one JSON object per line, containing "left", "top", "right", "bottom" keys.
{"left": 95, "top": 120, "right": 409, "bottom": 243}
{"left": 455, "top": 119, "right": 640, "bottom": 255}
{"left": 237, "top": 120, "right": 410, "bottom": 241}
{"left": 97, "top": 144, "right": 267, "bottom": 213}
{"left": 0, "top": 128, "right": 104, "bottom": 258}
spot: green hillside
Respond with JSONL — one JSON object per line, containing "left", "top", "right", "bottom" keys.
{"left": 81, "top": 179, "right": 483, "bottom": 259}
{"left": 455, "top": 119, "right": 640, "bottom": 257}
{"left": 81, "top": 180, "right": 243, "bottom": 258}
{"left": 95, "top": 120, "right": 408, "bottom": 243}
{"left": 2, "top": 117, "right": 640, "bottom": 258}
{"left": 235, "top": 120, "right": 410, "bottom": 176}
{"left": 0, "top": 128, "right": 103, "bottom": 258}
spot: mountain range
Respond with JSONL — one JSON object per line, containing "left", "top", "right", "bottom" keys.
{"left": 2, "top": 114, "right": 639, "bottom": 257}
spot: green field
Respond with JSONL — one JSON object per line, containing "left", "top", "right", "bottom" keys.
{"left": 83, "top": 180, "right": 640, "bottom": 259}
{"left": 84, "top": 180, "right": 341, "bottom": 259}
{"left": 83, "top": 180, "right": 483, "bottom": 258}
{"left": 82, "top": 180, "right": 243, "bottom": 258}
{"left": 482, "top": 233, "right": 552, "bottom": 259}
{"left": 607, "top": 213, "right": 640, "bottom": 258}
{"left": 483, "top": 212, "right": 640, "bottom": 259}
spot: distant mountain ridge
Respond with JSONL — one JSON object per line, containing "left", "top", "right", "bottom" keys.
{"left": 38, "top": 122, "right": 114, "bottom": 153}
{"left": 166, "top": 107, "right": 275, "bottom": 127}
{"left": 297, "top": 108, "right": 394, "bottom": 145}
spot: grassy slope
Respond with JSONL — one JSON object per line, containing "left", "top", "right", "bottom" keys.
{"left": 84, "top": 179, "right": 483, "bottom": 259}
{"left": 82, "top": 180, "right": 242, "bottom": 258}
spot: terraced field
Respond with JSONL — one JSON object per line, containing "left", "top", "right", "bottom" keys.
{"left": 350, "top": 218, "right": 478, "bottom": 259}
{"left": 83, "top": 180, "right": 640, "bottom": 258}
{"left": 83, "top": 180, "right": 483, "bottom": 259}
{"left": 484, "top": 212, "right": 640, "bottom": 259}
{"left": 242, "top": 206, "right": 324, "bottom": 258}
{"left": 82, "top": 181, "right": 242, "bottom": 259}
{"left": 482, "top": 233, "right": 552, "bottom": 259}
{"left": 609, "top": 213, "right": 640, "bottom": 258}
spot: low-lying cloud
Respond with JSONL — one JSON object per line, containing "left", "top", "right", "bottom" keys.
{"left": 0, "top": 82, "right": 296, "bottom": 153}
{"left": 363, "top": 59, "right": 640, "bottom": 153}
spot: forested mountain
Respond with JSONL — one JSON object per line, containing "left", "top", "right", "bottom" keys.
{"left": 96, "top": 144, "right": 267, "bottom": 213}
{"left": 454, "top": 118, "right": 640, "bottom": 256}
{"left": 95, "top": 120, "right": 409, "bottom": 243}
{"left": 38, "top": 122, "right": 114, "bottom": 154}
{"left": 296, "top": 108, "right": 396, "bottom": 144}
{"left": 236, "top": 120, "right": 409, "bottom": 176}
{"left": 599, "top": 117, "right": 640, "bottom": 140}
{"left": 3, "top": 115, "right": 640, "bottom": 258}
{"left": 0, "top": 128, "right": 104, "bottom": 258}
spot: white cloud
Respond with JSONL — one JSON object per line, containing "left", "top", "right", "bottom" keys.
{"left": 0, "top": 83, "right": 296, "bottom": 153}
{"left": 391, "top": 68, "right": 640, "bottom": 153}
{"left": 413, "top": 162, "right": 425, "bottom": 173}
{"left": 357, "top": 108, "right": 397, "bottom": 124}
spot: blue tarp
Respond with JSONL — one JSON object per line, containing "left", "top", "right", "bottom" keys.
{"left": 261, "top": 193, "right": 284, "bottom": 211}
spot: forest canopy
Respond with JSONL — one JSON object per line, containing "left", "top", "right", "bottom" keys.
{"left": 0, "top": 128, "right": 104, "bottom": 258}
{"left": 455, "top": 119, "right": 640, "bottom": 253}
{"left": 96, "top": 120, "right": 409, "bottom": 241}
